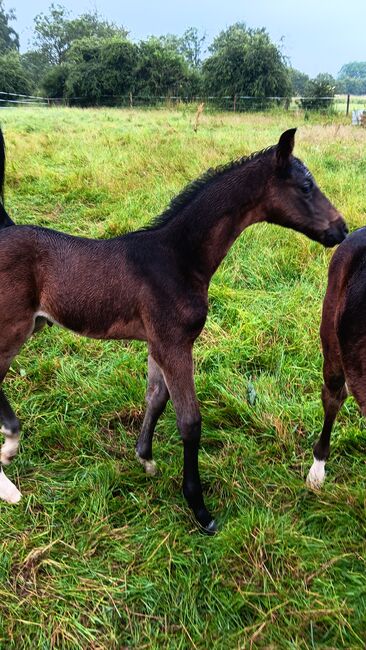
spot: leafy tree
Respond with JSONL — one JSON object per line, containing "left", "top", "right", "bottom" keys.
{"left": 0, "top": 0, "right": 18, "bottom": 53}
{"left": 338, "top": 62, "right": 366, "bottom": 79}
{"left": 42, "top": 63, "right": 69, "bottom": 97}
{"left": 135, "top": 38, "right": 190, "bottom": 96}
{"left": 288, "top": 68, "right": 309, "bottom": 96}
{"left": 0, "top": 51, "right": 32, "bottom": 94}
{"left": 33, "top": 4, "right": 128, "bottom": 65}
{"left": 300, "top": 73, "right": 335, "bottom": 110}
{"left": 337, "top": 62, "right": 366, "bottom": 93}
{"left": 21, "top": 50, "right": 51, "bottom": 91}
{"left": 64, "top": 37, "right": 137, "bottom": 104}
{"left": 157, "top": 27, "right": 205, "bottom": 69}
{"left": 179, "top": 27, "right": 206, "bottom": 68}
{"left": 202, "top": 22, "right": 290, "bottom": 98}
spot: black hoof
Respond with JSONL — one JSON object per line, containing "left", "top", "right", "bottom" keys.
{"left": 200, "top": 519, "right": 218, "bottom": 535}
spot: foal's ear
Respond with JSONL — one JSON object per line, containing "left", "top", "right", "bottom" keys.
{"left": 276, "top": 128, "right": 297, "bottom": 168}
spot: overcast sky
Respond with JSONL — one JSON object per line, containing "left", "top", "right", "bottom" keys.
{"left": 8, "top": 0, "right": 366, "bottom": 77}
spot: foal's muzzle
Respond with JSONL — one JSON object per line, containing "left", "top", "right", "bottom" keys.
{"left": 321, "top": 220, "right": 349, "bottom": 247}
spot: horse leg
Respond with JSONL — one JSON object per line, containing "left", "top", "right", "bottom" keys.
{"left": 0, "top": 314, "right": 35, "bottom": 503}
{"left": 0, "top": 376, "right": 22, "bottom": 503}
{"left": 152, "top": 345, "right": 216, "bottom": 534}
{"left": 307, "top": 317, "right": 347, "bottom": 489}
{"left": 136, "top": 354, "right": 169, "bottom": 475}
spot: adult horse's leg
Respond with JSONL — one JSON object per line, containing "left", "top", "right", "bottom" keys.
{"left": 151, "top": 344, "right": 216, "bottom": 534}
{"left": 136, "top": 354, "right": 169, "bottom": 475}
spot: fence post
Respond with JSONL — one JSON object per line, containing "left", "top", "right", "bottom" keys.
{"left": 346, "top": 93, "right": 350, "bottom": 116}
{"left": 129, "top": 92, "right": 133, "bottom": 108}
{"left": 233, "top": 94, "right": 237, "bottom": 112}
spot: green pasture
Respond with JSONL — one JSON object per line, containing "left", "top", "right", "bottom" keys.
{"left": 0, "top": 106, "right": 366, "bottom": 649}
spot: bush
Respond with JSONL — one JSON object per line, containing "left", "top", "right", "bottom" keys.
{"left": 299, "top": 74, "right": 335, "bottom": 110}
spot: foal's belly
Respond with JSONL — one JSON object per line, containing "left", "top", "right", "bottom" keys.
{"left": 36, "top": 307, "right": 147, "bottom": 342}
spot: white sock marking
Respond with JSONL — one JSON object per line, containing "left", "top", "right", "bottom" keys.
{"left": 136, "top": 451, "right": 157, "bottom": 476}
{"left": 1, "top": 435, "right": 20, "bottom": 465}
{"left": 0, "top": 469, "right": 21, "bottom": 503}
{"left": 306, "top": 457, "right": 326, "bottom": 490}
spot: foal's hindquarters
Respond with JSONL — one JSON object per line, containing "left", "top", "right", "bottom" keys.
{"left": 307, "top": 229, "right": 366, "bottom": 489}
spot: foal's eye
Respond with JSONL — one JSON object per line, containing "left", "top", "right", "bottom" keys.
{"left": 301, "top": 180, "right": 313, "bottom": 195}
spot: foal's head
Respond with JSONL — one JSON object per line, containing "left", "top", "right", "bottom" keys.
{"left": 264, "top": 129, "right": 348, "bottom": 247}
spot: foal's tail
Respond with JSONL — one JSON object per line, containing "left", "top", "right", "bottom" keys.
{"left": 0, "top": 128, "right": 15, "bottom": 229}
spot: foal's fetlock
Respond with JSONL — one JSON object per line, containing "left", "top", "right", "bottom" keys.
{"left": 306, "top": 456, "right": 326, "bottom": 490}
{"left": 135, "top": 449, "right": 157, "bottom": 476}
{"left": 1, "top": 426, "right": 20, "bottom": 465}
{"left": 0, "top": 468, "right": 21, "bottom": 503}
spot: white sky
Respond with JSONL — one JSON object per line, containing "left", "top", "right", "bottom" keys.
{"left": 8, "top": 0, "right": 366, "bottom": 77}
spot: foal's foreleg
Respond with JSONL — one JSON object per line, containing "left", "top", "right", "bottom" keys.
{"left": 154, "top": 346, "right": 216, "bottom": 534}
{"left": 136, "top": 355, "right": 169, "bottom": 475}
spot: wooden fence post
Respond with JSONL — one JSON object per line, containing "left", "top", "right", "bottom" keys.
{"left": 346, "top": 93, "right": 350, "bottom": 116}
{"left": 233, "top": 94, "right": 237, "bottom": 112}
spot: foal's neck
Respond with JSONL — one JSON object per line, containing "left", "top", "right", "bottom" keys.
{"left": 162, "top": 156, "right": 271, "bottom": 284}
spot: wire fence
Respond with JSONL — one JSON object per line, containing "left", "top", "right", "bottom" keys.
{"left": 0, "top": 91, "right": 365, "bottom": 114}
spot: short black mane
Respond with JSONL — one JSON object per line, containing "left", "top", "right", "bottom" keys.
{"left": 144, "top": 144, "right": 276, "bottom": 231}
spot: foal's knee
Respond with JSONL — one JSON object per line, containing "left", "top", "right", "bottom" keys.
{"left": 178, "top": 415, "right": 202, "bottom": 443}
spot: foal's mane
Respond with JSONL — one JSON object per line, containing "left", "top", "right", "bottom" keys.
{"left": 144, "top": 144, "right": 276, "bottom": 231}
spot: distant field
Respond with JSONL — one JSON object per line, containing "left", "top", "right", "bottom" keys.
{"left": 0, "top": 106, "right": 366, "bottom": 648}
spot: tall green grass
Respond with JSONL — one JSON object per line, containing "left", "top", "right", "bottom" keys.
{"left": 0, "top": 106, "right": 365, "bottom": 648}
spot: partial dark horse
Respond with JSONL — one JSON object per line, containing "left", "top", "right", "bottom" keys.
{"left": 307, "top": 228, "right": 366, "bottom": 489}
{"left": 0, "top": 128, "right": 348, "bottom": 531}
{"left": 0, "top": 129, "right": 14, "bottom": 229}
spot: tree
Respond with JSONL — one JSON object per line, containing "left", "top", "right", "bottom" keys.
{"left": 135, "top": 38, "right": 191, "bottom": 96}
{"left": 0, "top": 51, "right": 32, "bottom": 94}
{"left": 64, "top": 37, "right": 137, "bottom": 104}
{"left": 0, "top": 0, "right": 18, "bottom": 53}
{"left": 202, "top": 23, "right": 290, "bottom": 99}
{"left": 33, "top": 4, "right": 128, "bottom": 65}
{"left": 42, "top": 63, "right": 69, "bottom": 97}
{"left": 179, "top": 27, "right": 206, "bottom": 68}
{"left": 337, "top": 62, "right": 366, "bottom": 94}
{"left": 300, "top": 73, "right": 335, "bottom": 110}
{"left": 157, "top": 27, "right": 205, "bottom": 69}
{"left": 338, "top": 62, "right": 366, "bottom": 79}
{"left": 288, "top": 68, "right": 309, "bottom": 96}
{"left": 21, "top": 50, "right": 51, "bottom": 91}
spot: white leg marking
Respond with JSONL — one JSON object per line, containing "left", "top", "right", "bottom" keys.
{"left": 1, "top": 427, "right": 19, "bottom": 465}
{"left": 0, "top": 469, "right": 21, "bottom": 503}
{"left": 135, "top": 451, "right": 157, "bottom": 476}
{"left": 1, "top": 435, "right": 20, "bottom": 465}
{"left": 306, "top": 457, "right": 326, "bottom": 490}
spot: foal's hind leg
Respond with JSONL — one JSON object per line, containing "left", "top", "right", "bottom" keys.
{"left": 136, "top": 355, "right": 169, "bottom": 475}
{"left": 307, "top": 378, "right": 347, "bottom": 489}
{"left": 307, "top": 317, "right": 347, "bottom": 489}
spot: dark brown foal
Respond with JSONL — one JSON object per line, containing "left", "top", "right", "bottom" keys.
{"left": 307, "top": 227, "right": 366, "bottom": 488}
{"left": 0, "top": 128, "right": 348, "bottom": 531}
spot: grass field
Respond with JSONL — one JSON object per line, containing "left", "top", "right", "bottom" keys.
{"left": 0, "top": 106, "right": 366, "bottom": 649}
